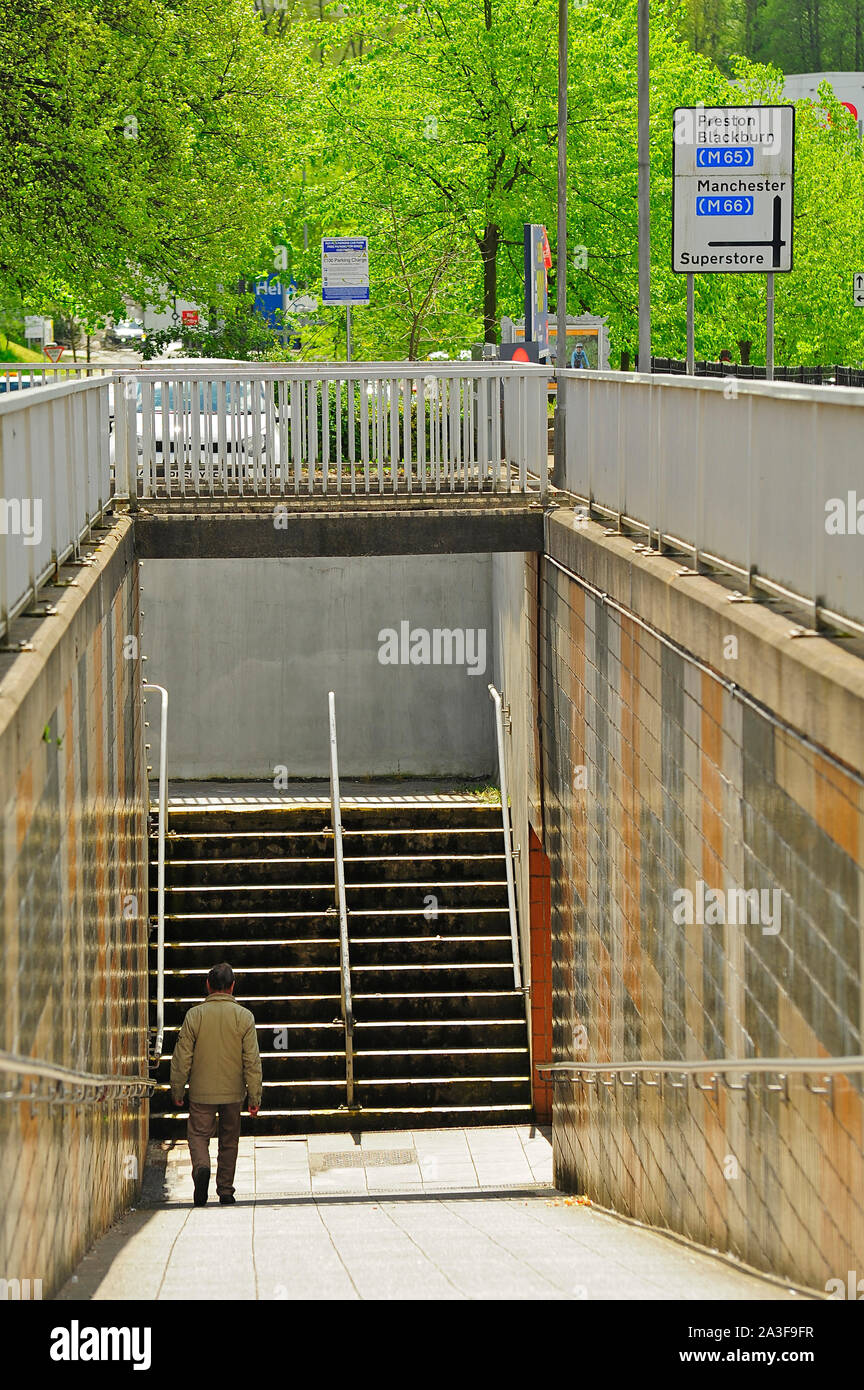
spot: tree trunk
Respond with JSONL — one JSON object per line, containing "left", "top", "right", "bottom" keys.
{"left": 480, "top": 223, "right": 499, "bottom": 343}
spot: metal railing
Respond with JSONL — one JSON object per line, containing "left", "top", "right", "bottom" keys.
{"left": 0, "top": 376, "right": 113, "bottom": 643}
{"left": 0, "top": 363, "right": 113, "bottom": 393}
{"left": 328, "top": 690, "right": 357, "bottom": 1109}
{"left": 536, "top": 1054, "right": 864, "bottom": 1102}
{"left": 114, "top": 362, "right": 549, "bottom": 501}
{"left": 488, "top": 685, "right": 522, "bottom": 990}
{"left": 144, "top": 682, "right": 169, "bottom": 1063}
{"left": 559, "top": 369, "right": 864, "bottom": 637}
{"left": 0, "top": 1050, "right": 154, "bottom": 1104}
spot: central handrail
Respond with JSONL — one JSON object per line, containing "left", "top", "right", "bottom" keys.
{"left": 328, "top": 691, "right": 356, "bottom": 1108}
{"left": 143, "top": 683, "right": 168, "bottom": 1065}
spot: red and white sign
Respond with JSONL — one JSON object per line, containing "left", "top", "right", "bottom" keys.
{"left": 181, "top": 310, "right": 199, "bottom": 327}
{"left": 44, "top": 343, "right": 64, "bottom": 362}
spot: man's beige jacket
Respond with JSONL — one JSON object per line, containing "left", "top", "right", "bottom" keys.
{"left": 170, "top": 992, "right": 262, "bottom": 1108}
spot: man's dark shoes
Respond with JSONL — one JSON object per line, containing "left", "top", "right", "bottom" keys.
{"left": 219, "top": 1193, "right": 236, "bottom": 1206}
{"left": 193, "top": 1167, "right": 210, "bottom": 1206}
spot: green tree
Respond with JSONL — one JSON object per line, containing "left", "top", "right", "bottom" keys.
{"left": 0, "top": 0, "right": 301, "bottom": 324}
{"left": 308, "top": 0, "right": 559, "bottom": 343}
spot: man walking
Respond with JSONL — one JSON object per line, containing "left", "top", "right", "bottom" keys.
{"left": 170, "top": 962, "right": 262, "bottom": 1207}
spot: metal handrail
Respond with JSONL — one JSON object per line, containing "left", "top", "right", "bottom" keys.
{"left": 328, "top": 690, "right": 356, "bottom": 1108}
{"left": 536, "top": 1055, "right": 864, "bottom": 1079}
{"left": 488, "top": 685, "right": 522, "bottom": 989}
{"left": 0, "top": 1050, "right": 155, "bottom": 1103}
{"left": 144, "top": 683, "right": 168, "bottom": 1063}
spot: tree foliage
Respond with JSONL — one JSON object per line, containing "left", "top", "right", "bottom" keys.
{"left": 277, "top": 0, "right": 864, "bottom": 364}
{"left": 0, "top": 0, "right": 298, "bottom": 324}
{"left": 676, "top": 0, "right": 864, "bottom": 74}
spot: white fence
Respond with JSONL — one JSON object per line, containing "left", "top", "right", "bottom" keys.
{"left": 114, "top": 363, "right": 549, "bottom": 499}
{"left": 0, "top": 363, "right": 112, "bottom": 395}
{"left": 0, "top": 378, "right": 111, "bottom": 641}
{"left": 562, "top": 370, "right": 864, "bottom": 633}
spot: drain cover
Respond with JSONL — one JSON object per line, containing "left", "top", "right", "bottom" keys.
{"left": 309, "top": 1148, "right": 417, "bottom": 1173}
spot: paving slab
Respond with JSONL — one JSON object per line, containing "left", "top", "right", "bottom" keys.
{"left": 56, "top": 1126, "right": 810, "bottom": 1302}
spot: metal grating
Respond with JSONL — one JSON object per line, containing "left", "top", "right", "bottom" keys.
{"left": 308, "top": 1148, "right": 417, "bottom": 1173}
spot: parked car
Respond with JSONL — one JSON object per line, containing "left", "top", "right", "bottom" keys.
{"left": 109, "top": 377, "right": 277, "bottom": 478}
{"left": 0, "top": 373, "right": 39, "bottom": 393}
{"left": 106, "top": 319, "right": 146, "bottom": 347}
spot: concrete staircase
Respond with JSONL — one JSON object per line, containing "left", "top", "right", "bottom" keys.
{"left": 149, "top": 800, "right": 532, "bottom": 1135}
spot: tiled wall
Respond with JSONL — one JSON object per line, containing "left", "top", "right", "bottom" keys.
{"left": 0, "top": 521, "right": 149, "bottom": 1298}
{"left": 528, "top": 827, "right": 553, "bottom": 1124}
{"left": 537, "top": 550, "right": 864, "bottom": 1291}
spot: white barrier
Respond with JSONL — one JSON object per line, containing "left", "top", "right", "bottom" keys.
{"left": 0, "top": 378, "right": 111, "bottom": 641}
{"left": 562, "top": 370, "right": 864, "bottom": 632}
{"left": 115, "top": 362, "right": 549, "bottom": 499}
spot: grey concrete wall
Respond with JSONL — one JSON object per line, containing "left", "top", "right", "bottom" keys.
{"left": 141, "top": 555, "right": 496, "bottom": 779}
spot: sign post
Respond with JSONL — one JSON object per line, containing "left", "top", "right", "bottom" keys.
{"left": 321, "top": 237, "right": 370, "bottom": 363}
{"left": 853, "top": 272, "right": 864, "bottom": 307}
{"left": 673, "top": 105, "right": 795, "bottom": 373}
{"left": 686, "top": 274, "right": 695, "bottom": 374}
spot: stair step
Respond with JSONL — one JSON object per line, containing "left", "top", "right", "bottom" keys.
{"left": 158, "top": 827, "right": 505, "bottom": 860}
{"left": 153, "top": 964, "right": 517, "bottom": 994}
{"left": 163, "top": 882, "right": 508, "bottom": 911}
{"left": 155, "top": 937, "right": 514, "bottom": 969}
{"left": 161, "top": 995, "right": 341, "bottom": 1024}
{"left": 150, "top": 1076, "right": 531, "bottom": 1111}
{"left": 155, "top": 908, "right": 511, "bottom": 941}
{"left": 351, "top": 990, "right": 525, "bottom": 1022}
{"left": 161, "top": 803, "right": 502, "bottom": 834}
{"left": 157, "top": 1019, "right": 527, "bottom": 1051}
{"left": 155, "top": 854, "right": 507, "bottom": 889}
{"left": 354, "top": 1048, "right": 530, "bottom": 1079}
{"left": 148, "top": 1103, "right": 534, "bottom": 1137}
{"left": 155, "top": 941, "right": 341, "bottom": 968}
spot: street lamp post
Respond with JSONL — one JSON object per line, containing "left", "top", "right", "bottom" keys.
{"left": 637, "top": 0, "right": 651, "bottom": 373}
{"left": 553, "top": 0, "right": 568, "bottom": 487}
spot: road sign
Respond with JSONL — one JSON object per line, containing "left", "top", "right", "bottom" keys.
{"left": 672, "top": 105, "right": 795, "bottom": 273}
{"left": 24, "top": 315, "right": 44, "bottom": 340}
{"left": 181, "top": 310, "right": 199, "bottom": 327}
{"left": 854, "top": 273, "right": 864, "bottom": 307}
{"left": 321, "top": 237, "right": 370, "bottom": 305}
{"left": 44, "top": 343, "right": 64, "bottom": 362}
{"left": 523, "top": 224, "right": 550, "bottom": 353}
